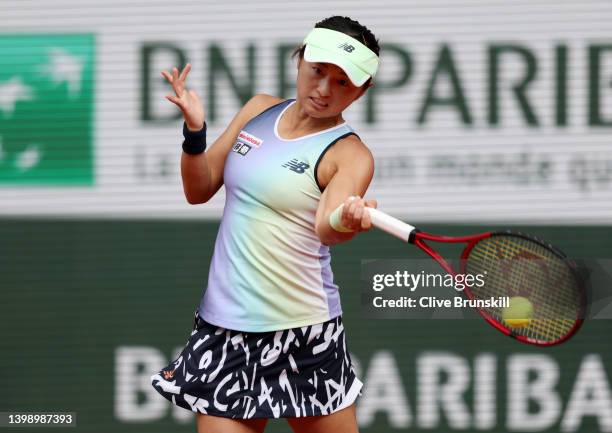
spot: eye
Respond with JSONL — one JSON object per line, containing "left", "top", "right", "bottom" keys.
{"left": 312, "top": 66, "right": 322, "bottom": 74}
{"left": 338, "top": 79, "right": 349, "bottom": 87}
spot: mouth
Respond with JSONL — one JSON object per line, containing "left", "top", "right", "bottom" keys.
{"left": 309, "top": 97, "right": 328, "bottom": 109}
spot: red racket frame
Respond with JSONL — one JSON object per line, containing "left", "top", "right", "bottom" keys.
{"left": 412, "top": 230, "right": 585, "bottom": 347}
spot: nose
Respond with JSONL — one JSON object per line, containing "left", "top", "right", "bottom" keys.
{"left": 317, "top": 77, "right": 331, "bottom": 97}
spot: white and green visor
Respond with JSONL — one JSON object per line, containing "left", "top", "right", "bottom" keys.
{"left": 303, "top": 27, "right": 379, "bottom": 87}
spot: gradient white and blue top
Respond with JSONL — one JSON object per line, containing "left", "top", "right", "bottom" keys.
{"left": 198, "top": 99, "right": 358, "bottom": 332}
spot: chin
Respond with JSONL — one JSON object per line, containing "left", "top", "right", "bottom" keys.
{"left": 307, "top": 109, "right": 329, "bottom": 118}
{"left": 302, "top": 105, "right": 327, "bottom": 118}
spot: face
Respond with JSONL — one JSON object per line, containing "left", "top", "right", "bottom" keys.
{"left": 296, "top": 58, "right": 368, "bottom": 118}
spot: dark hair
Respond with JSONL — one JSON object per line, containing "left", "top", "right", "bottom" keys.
{"left": 292, "top": 16, "right": 380, "bottom": 86}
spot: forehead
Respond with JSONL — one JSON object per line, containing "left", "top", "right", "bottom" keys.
{"left": 308, "top": 61, "right": 349, "bottom": 78}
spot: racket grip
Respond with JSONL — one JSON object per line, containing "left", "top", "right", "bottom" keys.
{"left": 368, "top": 208, "right": 416, "bottom": 243}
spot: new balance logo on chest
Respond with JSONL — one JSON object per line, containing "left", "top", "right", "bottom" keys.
{"left": 282, "top": 159, "right": 310, "bottom": 174}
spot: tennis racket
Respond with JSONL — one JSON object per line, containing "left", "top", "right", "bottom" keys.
{"left": 367, "top": 208, "right": 586, "bottom": 346}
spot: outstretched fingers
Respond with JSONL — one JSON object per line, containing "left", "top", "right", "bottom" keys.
{"left": 161, "top": 64, "right": 191, "bottom": 98}
{"left": 179, "top": 63, "right": 191, "bottom": 81}
{"left": 161, "top": 64, "right": 191, "bottom": 82}
{"left": 161, "top": 69, "right": 173, "bottom": 84}
{"left": 160, "top": 63, "right": 204, "bottom": 126}
{"left": 165, "top": 94, "right": 182, "bottom": 108}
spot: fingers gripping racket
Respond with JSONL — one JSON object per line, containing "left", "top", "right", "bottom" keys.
{"left": 367, "top": 208, "right": 586, "bottom": 346}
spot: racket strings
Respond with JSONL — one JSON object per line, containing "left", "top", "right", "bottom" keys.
{"left": 469, "top": 239, "right": 576, "bottom": 342}
{"left": 468, "top": 253, "right": 574, "bottom": 341}
{"left": 465, "top": 235, "right": 581, "bottom": 344}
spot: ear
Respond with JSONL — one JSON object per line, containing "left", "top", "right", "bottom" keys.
{"left": 353, "top": 82, "right": 372, "bottom": 102}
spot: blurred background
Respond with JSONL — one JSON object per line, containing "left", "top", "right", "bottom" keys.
{"left": 1, "top": 0, "right": 611, "bottom": 432}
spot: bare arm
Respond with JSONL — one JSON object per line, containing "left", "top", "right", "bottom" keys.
{"left": 179, "top": 96, "right": 276, "bottom": 204}
{"left": 314, "top": 136, "right": 376, "bottom": 245}
{"left": 162, "top": 64, "right": 281, "bottom": 204}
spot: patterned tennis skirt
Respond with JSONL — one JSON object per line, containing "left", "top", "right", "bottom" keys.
{"left": 150, "top": 312, "right": 362, "bottom": 419}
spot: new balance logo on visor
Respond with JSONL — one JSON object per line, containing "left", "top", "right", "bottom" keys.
{"left": 338, "top": 42, "right": 355, "bottom": 53}
{"left": 282, "top": 159, "right": 309, "bottom": 174}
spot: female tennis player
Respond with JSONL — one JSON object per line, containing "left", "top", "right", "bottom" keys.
{"left": 151, "top": 16, "right": 380, "bottom": 433}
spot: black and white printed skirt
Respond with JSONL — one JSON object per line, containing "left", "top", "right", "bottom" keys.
{"left": 150, "top": 312, "right": 362, "bottom": 419}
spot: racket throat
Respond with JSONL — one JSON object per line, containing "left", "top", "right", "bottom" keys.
{"left": 416, "top": 238, "right": 456, "bottom": 276}
{"left": 408, "top": 228, "right": 420, "bottom": 244}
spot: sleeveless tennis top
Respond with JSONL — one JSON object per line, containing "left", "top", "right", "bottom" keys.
{"left": 198, "top": 99, "right": 357, "bottom": 332}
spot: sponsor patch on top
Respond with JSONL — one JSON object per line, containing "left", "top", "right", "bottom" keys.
{"left": 237, "top": 130, "right": 263, "bottom": 148}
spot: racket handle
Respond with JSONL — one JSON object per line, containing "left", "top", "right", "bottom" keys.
{"left": 368, "top": 208, "right": 417, "bottom": 243}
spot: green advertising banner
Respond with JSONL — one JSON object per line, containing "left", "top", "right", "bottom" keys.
{"left": 0, "top": 2, "right": 611, "bottom": 222}
{"left": 0, "top": 34, "right": 94, "bottom": 184}
{"left": 1, "top": 220, "right": 610, "bottom": 432}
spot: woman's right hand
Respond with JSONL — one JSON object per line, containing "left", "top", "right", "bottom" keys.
{"left": 161, "top": 63, "right": 205, "bottom": 131}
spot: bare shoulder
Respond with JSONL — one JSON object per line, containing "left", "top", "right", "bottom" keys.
{"left": 330, "top": 134, "right": 374, "bottom": 167}
{"left": 207, "top": 94, "right": 284, "bottom": 159}
{"left": 317, "top": 133, "right": 374, "bottom": 189}
{"left": 239, "top": 94, "right": 284, "bottom": 122}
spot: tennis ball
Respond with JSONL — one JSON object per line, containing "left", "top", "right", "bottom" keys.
{"left": 502, "top": 296, "right": 534, "bottom": 328}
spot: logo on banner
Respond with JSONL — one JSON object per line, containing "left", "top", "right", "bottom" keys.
{"left": 0, "top": 34, "right": 95, "bottom": 185}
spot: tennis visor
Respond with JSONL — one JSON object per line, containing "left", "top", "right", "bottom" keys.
{"left": 303, "top": 27, "right": 379, "bottom": 87}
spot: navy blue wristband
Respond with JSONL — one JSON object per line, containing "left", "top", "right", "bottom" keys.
{"left": 182, "top": 122, "right": 207, "bottom": 155}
